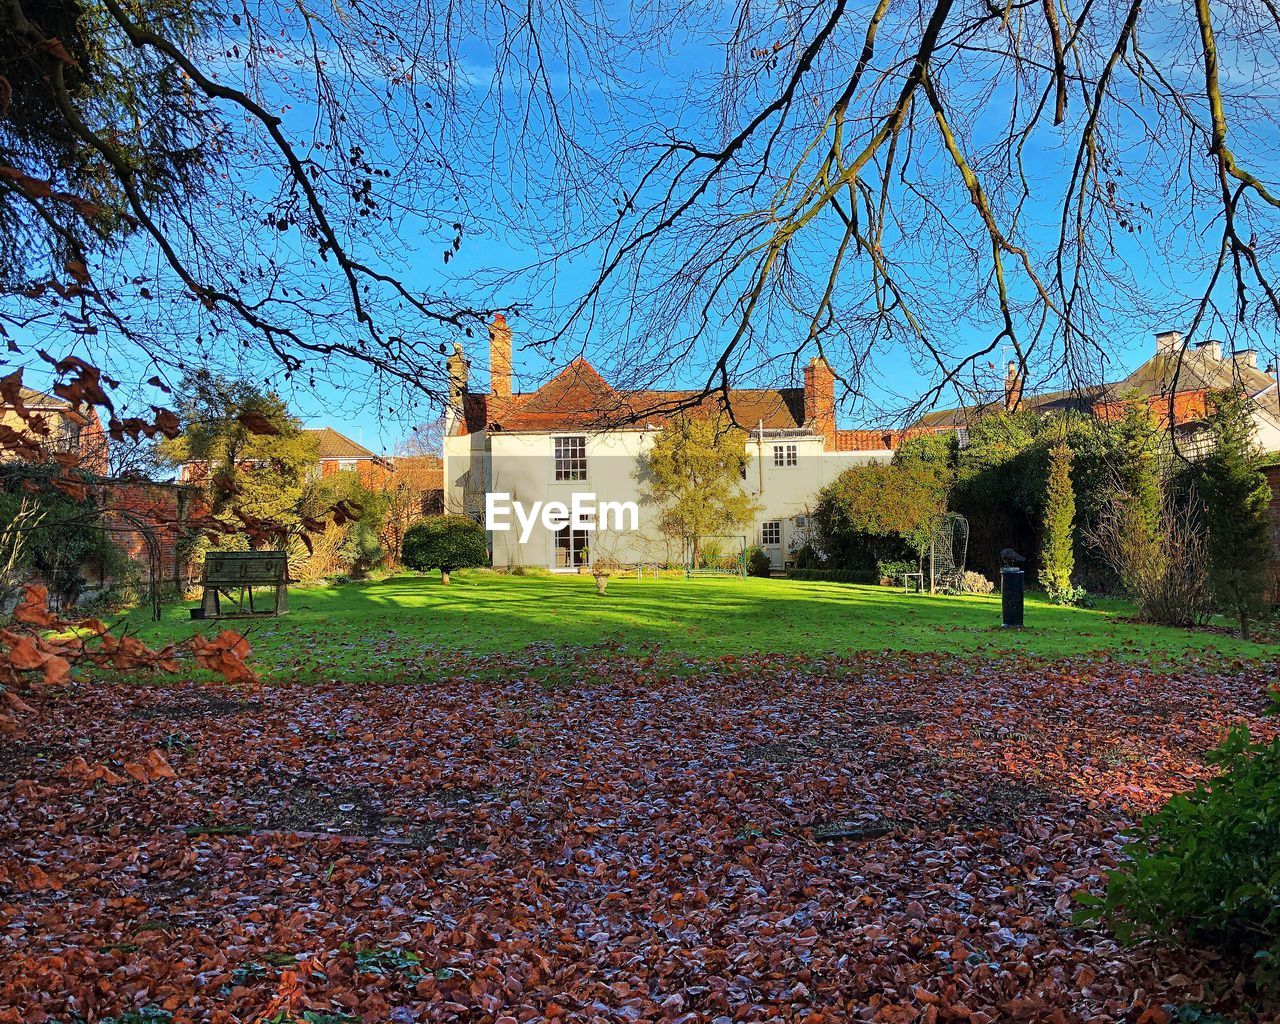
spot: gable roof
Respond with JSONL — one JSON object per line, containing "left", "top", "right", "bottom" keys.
{"left": 1119, "top": 348, "right": 1273, "bottom": 400}
{"left": 468, "top": 357, "right": 807, "bottom": 434}
{"left": 303, "top": 427, "right": 376, "bottom": 460}
{"left": 16, "top": 386, "right": 70, "bottom": 408}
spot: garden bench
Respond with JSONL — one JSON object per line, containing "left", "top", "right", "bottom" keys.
{"left": 193, "top": 550, "right": 289, "bottom": 619}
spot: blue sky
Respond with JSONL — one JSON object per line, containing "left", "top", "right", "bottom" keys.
{"left": 9, "top": 0, "right": 1280, "bottom": 455}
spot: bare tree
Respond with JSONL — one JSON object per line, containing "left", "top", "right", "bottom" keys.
{"left": 0, "top": 0, "right": 632, "bottom": 409}
{"left": 552, "top": 0, "right": 1280, "bottom": 421}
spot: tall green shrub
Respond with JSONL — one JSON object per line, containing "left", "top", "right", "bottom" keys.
{"left": 1038, "top": 441, "right": 1076, "bottom": 602}
{"left": 1198, "top": 388, "right": 1272, "bottom": 639}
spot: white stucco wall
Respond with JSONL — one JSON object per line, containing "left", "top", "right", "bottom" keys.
{"left": 446, "top": 425, "right": 891, "bottom": 570}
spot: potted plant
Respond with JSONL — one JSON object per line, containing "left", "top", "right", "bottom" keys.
{"left": 592, "top": 557, "right": 619, "bottom": 595}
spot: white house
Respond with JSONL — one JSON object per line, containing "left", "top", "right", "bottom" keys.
{"left": 442, "top": 316, "right": 916, "bottom": 571}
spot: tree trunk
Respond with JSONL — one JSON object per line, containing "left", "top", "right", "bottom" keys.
{"left": 1240, "top": 610, "right": 1250, "bottom": 641}
{"left": 441, "top": 569, "right": 451, "bottom": 585}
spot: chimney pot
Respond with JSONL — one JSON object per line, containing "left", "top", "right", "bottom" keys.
{"left": 1234, "top": 347, "right": 1259, "bottom": 370}
{"left": 1004, "top": 360, "right": 1024, "bottom": 411}
{"left": 1155, "top": 330, "right": 1184, "bottom": 354}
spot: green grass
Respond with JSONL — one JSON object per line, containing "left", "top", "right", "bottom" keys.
{"left": 116, "top": 572, "right": 1278, "bottom": 681}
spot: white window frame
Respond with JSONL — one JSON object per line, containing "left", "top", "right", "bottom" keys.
{"left": 554, "top": 435, "right": 588, "bottom": 482}
{"left": 761, "top": 521, "right": 782, "bottom": 546}
{"left": 773, "top": 443, "right": 798, "bottom": 467}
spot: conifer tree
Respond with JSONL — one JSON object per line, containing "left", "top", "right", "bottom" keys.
{"left": 1198, "top": 389, "right": 1273, "bottom": 640}
{"left": 1039, "top": 442, "right": 1077, "bottom": 602}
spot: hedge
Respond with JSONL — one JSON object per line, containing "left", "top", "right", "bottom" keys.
{"left": 786, "top": 568, "right": 880, "bottom": 584}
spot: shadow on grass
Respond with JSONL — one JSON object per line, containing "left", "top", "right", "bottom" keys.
{"left": 116, "top": 573, "right": 1278, "bottom": 682}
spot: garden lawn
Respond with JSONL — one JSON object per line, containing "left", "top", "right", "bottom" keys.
{"left": 118, "top": 572, "right": 1277, "bottom": 682}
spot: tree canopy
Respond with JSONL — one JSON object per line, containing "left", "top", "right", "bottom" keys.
{"left": 158, "top": 373, "right": 317, "bottom": 530}
{"left": 639, "top": 414, "right": 758, "bottom": 564}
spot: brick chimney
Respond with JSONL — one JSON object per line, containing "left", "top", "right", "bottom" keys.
{"left": 1004, "top": 360, "right": 1024, "bottom": 412}
{"left": 1154, "top": 329, "right": 1183, "bottom": 355}
{"left": 803, "top": 357, "right": 836, "bottom": 447}
{"left": 1194, "top": 339, "right": 1222, "bottom": 360}
{"left": 1234, "top": 348, "right": 1259, "bottom": 370}
{"left": 489, "top": 313, "right": 512, "bottom": 398}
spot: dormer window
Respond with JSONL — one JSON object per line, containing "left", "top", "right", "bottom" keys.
{"left": 554, "top": 436, "right": 587, "bottom": 481}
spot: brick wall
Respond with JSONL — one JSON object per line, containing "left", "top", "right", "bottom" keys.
{"left": 97, "top": 479, "right": 208, "bottom": 589}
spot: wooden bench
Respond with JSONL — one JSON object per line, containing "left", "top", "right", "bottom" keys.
{"left": 194, "top": 550, "right": 289, "bottom": 619}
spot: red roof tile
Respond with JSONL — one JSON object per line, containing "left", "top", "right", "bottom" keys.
{"left": 303, "top": 427, "right": 376, "bottom": 460}
{"left": 467, "top": 358, "right": 807, "bottom": 434}
{"left": 833, "top": 427, "right": 945, "bottom": 452}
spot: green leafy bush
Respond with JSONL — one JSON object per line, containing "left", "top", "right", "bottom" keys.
{"left": 875, "top": 559, "right": 917, "bottom": 585}
{"left": 401, "top": 515, "right": 488, "bottom": 584}
{"left": 792, "top": 543, "right": 824, "bottom": 570}
{"left": 1080, "top": 725, "right": 1280, "bottom": 993}
{"left": 1038, "top": 441, "right": 1078, "bottom": 603}
{"left": 746, "top": 545, "right": 772, "bottom": 577}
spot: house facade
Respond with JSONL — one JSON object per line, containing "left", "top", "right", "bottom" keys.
{"left": 0, "top": 386, "right": 109, "bottom": 475}
{"left": 442, "top": 316, "right": 917, "bottom": 570}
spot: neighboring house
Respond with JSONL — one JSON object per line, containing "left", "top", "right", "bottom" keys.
{"left": 178, "top": 425, "right": 444, "bottom": 516}
{"left": 178, "top": 427, "right": 382, "bottom": 484}
{"left": 442, "top": 315, "right": 921, "bottom": 570}
{"left": 0, "top": 386, "right": 109, "bottom": 475}
{"left": 916, "top": 331, "right": 1280, "bottom": 454}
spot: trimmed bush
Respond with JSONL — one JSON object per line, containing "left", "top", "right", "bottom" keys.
{"left": 746, "top": 545, "right": 772, "bottom": 578}
{"left": 401, "top": 515, "right": 488, "bottom": 584}
{"left": 1038, "top": 441, "right": 1077, "bottom": 603}
{"left": 959, "top": 570, "right": 994, "bottom": 594}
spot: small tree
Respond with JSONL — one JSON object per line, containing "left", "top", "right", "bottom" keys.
{"left": 812, "top": 462, "right": 948, "bottom": 572}
{"left": 1198, "top": 389, "right": 1273, "bottom": 639}
{"left": 639, "top": 413, "right": 758, "bottom": 565}
{"left": 402, "top": 515, "right": 488, "bottom": 584}
{"left": 1038, "top": 442, "right": 1077, "bottom": 602}
{"left": 158, "top": 372, "right": 318, "bottom": 531}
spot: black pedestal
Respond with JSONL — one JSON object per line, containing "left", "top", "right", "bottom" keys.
{"left": 1001, "top": 567, "right": 1025, "bottom": 629}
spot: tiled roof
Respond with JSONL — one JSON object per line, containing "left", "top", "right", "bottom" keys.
{"left": 471, "top": 358, "right": 806, "bottom": 433}
{"left": 913, "top": 387, "right": 1100, "bottom": 429}
{"left": 303, "top": 427, "right": 376, "bottom": 460}
{"left": 1119, "top": 349, "right": 1273, "bottom": 399}
{"left": 389, "top": 454, "right": 443, "bottom": 489}
{"left": 911, "top": 348, "right": 1275, "bottom": 429}
{"left": 16, "top": 386, "right": 69, "bottom": 407}
{"left": 834, "top": 427, "right": 945, "bottom": 451}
